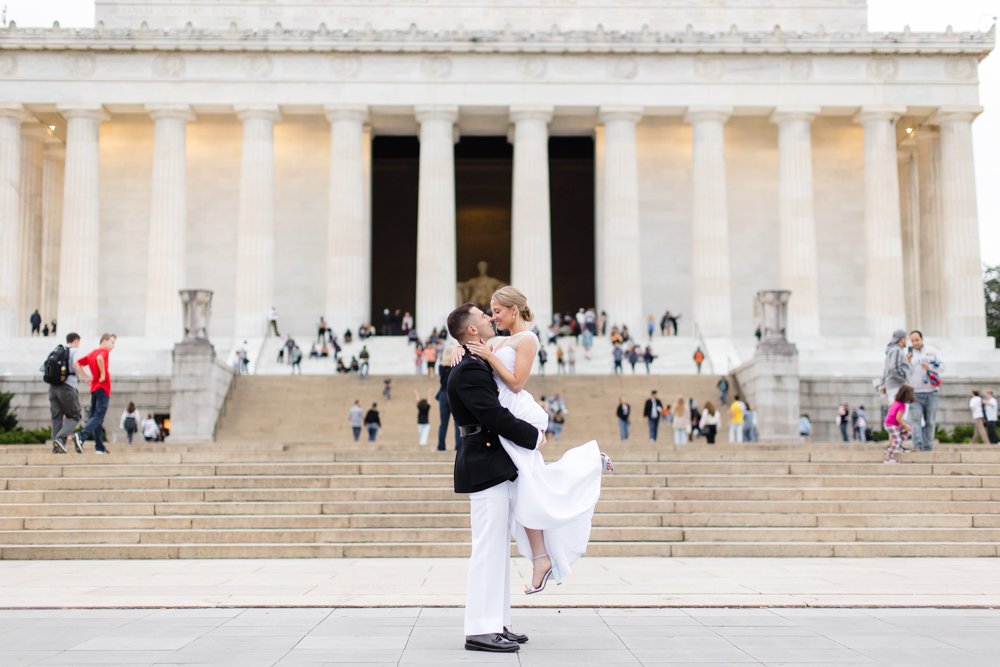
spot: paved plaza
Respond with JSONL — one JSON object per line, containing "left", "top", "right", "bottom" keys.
{"left": 2, "top": 606, "right": 1000, "bottom": 666}
{"left": 2, "top": 558, "right": 1000, "bottom": 665}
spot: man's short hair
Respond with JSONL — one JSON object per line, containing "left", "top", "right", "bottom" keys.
{"left": 447, "top": 303, "right": 477, "bottom": 342}
{"left": 100, "top": 332, "right": 117, "bottom": 343}
{"left": 66, "top": 332, "right": 80, "bottom": 344}
{"left": 910, "top": 329, "right": 923, "bottom": 339}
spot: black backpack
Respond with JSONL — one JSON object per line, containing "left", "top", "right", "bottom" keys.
{"left": 42, "top": 345, "right": 70, "bottom": 385}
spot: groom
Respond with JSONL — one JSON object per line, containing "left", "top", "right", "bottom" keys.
{"left": 446, "top": 303, "right": 545, "bottom": 653}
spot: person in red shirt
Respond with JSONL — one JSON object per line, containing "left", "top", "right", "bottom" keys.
{"left": 70, "top": 333, "right": 117, "bottom": 455}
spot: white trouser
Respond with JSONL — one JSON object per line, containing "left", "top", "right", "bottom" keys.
{"left": 728, "top": 423, "right": 743, "bottom": 443}
{"left": 464, "top": 480, "right": 513, "bottom": 636}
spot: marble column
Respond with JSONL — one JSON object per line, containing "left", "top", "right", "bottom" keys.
{"left": 18, "top": 123, "right": 45, "bottom": 335}
{"left": 56, "top": 105, "right": 108, "bottom": 336}
{"left": 771, "top": 107, "right": 821, "bottom": 339}
{"left": 916, "top": 128, "right": 945, "bottom": 335}
{"left": 40, "top": 138, "right": 65, "bottom": 326}
{"left": 593, "top": 125, "right": 606, "bottom": 312}
{"left": 932, "top": 106, "right": 987, "bottom": 337}
{"left": 510, "top": 106, "right": 554, "bottom": 329}
{"left": 0, "top": 105, "right": 23, "bottom": 337}
{"left": 415, "top": 106, "right": 458, "bottom": 336}
{"left": 597, "top": 107, "right": 643, "bottom": 334}
{"left": 686, "top": 106, "right": 733, "bottom": 337}
{"left": 855, "top": 106, "right": 906, "bottom": 338}
{"left": 897, "top": 139, "right": 921, "bottom": 328}
{"left": 324, "top": 105, "right": 370, "bottom": 333}
{"left": 144, "top": 105, "right": 194, "bottom": 338}
{"left": 233, "top": 106, "right": 279, "bottom": 337}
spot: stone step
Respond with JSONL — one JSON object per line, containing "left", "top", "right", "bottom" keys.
{"left": 10, "top": 512, "right": 981, "bottom": 531}
{"left": 2, "top": 541, "right": 997, "bottom": 560}
{"left": 0, "top": 525, "right": 684, "bottom": 545}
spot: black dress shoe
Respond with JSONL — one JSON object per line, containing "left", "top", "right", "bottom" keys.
{"left": 465, "top": 633, "right": 520, "bottom": 652}
{"left": 502, "top": 627, "right": 528, "bottom": 643}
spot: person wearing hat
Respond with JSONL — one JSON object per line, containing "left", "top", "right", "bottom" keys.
{"left": 881, "top": 329, "right": 910, "bottom": 403}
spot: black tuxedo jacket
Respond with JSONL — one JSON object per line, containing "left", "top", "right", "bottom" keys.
{"left": 643, "top": 398, "right": 663, "bottom": 419}
{"left": 447, "top": 350, "right": 539, "bottom": 493}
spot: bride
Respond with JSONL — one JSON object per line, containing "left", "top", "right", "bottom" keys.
{"left": 465, "top": 286, "right": 613, "bottom": 594}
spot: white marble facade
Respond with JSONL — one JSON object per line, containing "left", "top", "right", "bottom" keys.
{"left": 0, "top": 0, "right": 993, "bottom": 346}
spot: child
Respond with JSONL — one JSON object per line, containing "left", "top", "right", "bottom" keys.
{"left": 884, "top": 385, "right": 914, "bottom": 464}
{"left": 798, "top": 414, "right": 812, "bottom": 442}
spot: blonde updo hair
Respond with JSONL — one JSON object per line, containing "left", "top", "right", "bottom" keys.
{"left": 491, "top": 286, "right": 533, "bottom": 323}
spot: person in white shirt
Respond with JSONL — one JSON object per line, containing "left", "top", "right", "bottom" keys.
{"left": 984, "top": 390, "right": 999, "bottom": 444}
{"left": 970, "top": 390, "right": 989, "bottom": 444}
{"left": 140, "top": 414, "right": 160, "bottom": 442}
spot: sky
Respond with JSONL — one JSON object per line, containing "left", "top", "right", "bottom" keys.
{"left": 4, "top": 0, "right": 998, "bottom": 265}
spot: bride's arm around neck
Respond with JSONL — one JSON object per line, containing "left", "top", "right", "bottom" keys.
{"left": 492, "top": 333, "right": 536, "bottom": 394}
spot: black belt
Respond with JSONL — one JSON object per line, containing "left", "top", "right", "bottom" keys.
{"left": 459, "top": 424, "right": 483, "bottom": 437}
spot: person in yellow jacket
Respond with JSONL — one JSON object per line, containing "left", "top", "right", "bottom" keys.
{"left": 728, "top": 396, "right": 745, "bottom": 443}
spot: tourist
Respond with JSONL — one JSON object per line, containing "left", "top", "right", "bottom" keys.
{"left": 853, "top": 405, "right": 869, "bottom": 442}
{"left": 364, "top": 402, "right": 381, "bottom": 442}
{"left": 984, "top": 390, "right": 999, "bottom": 444}
{"left": 50, "top": 319, "right": 57, "bottom": 335}
{"left": 268, "top": 306, "right": 280, "bottom": 337}
{"left": 414, "top": 390, "right": 432, "bottom": 446}
{"left": 728, "top": 395, "right": 745, "bottom": 443}
{"left": 336, "top": 358, "right": 349, "bottom": 373}
{"left": 141, "top": 414, "right": 160, "bottom": 442}
{"left": 612, "top": 341, "right": 623, "bottom": 375}
{"left": 799, "top": 414, "right": 812, "bottom": 442}
{"left": 555, "top": 345, "right": 565, "bottom": 374}
{"left": 283, "top": 335, "right": 296, "bottom": 364}
{"left": 290, "top": 345, "right": 303, "bottom": 374}
{"left": 317, "top": 316, "right": 328, "bottom": 344}
{"left": 643, "top": 390, "right": 664, "bottom": 443}
{"left": 907, "top": 330, "right": 943, "bottom": 451}
{"left": 401, "top": 311, "right": 413, "bottom": 333}
{"left": 616, "top": 396, "right": 631, "bottom": 442}
{"left": 309, "top": 343, "right": 320, "bottom": 359}
{"left": 672, "top": 396, "right": 690, "bottom": 445}
{"left": 359, "top": 345, "right": 370, "bottom": 378}
{"left": 660, "top": 311, "right": 670, "bottom": 336}
{"left": 74, "top": 333, "right": 117, "bottom": 454}
{"left": 383, "top": 378, "right": 393, "bottom": 401}
{"left": 344, "top": 328, "right": 353, "bottom": 344}
{"left": 349, "top": 356, "right": 360, "bottom": 373}
{"left": 239, "top": 340, "right": 249, "bottom": 375}
{"left": 30, "top": 309, "right": 42, "bottom": 335}
{"left": 585, "top": 307, "right": 597, "bottom": 334}
{"left": 643, "top": 345, "right": 655, "bottom": 374}
{"left": 119, "top": 401, "right": 140, "bottom": 444}
{"left": 42, "top": 323, "right": 49, "bottom": 336}
{"left": 693, "top": 347, "right": 705, "bottom": 374}
{"left": 881, "top": 329, "right": 909, "bottom": 402}
{"left": 575, "top": 308, "right": 586, "bottom": 333}
{"left": 689, "top": 398, "right": 701, "bottom": 437}
{"left": 884, "top": 386, "right": 914, "bottom": 464}
{"left": 598, "top": 310, "right": 607, "bottom": 335}
{"left": 742, "top": 401, "right": 757, "bottom": 442}
{"left": 567, "top": 345, "right": 576, "bottom": 374}
{"left": 436, "top": 346, "right": 461, "bottom": 451}
{"left": 548, "top": 406, "right": 565, "bottom": 441}
{"left": 970, "top": 390, "right": 989, "bottom": 444}
{"left": 537, "top": 346, "right": 548, "bottom": 376}
{"left": 646, "top": 314, "right": 655, "bottom": 339}
{"left": 837, "top": 403, "right": 850, "bottom": 442}
{"left": 581, "top": 327, "right": 593, "bottom": 359}
{"left": 627, "top": 345, "right": 639, "bottom": 374}
{"left": 716, "top": 376, "right": 729, "bottom": 404}
{"left": 700, "top": 402, "right": 720, "bottom": 444}
{"left": 621, "top": 325, "right": 631, "bottom": 342}
{"left": 46, "top": 332, "right": 86, "bottom": 454}
{"left": 348, "top": 399, "right": 364, "bottom": 442}
{"left": 610, "top": 326, "right": 623, "bottom": 345}
{"left": 423, "top": 343, "right": 437, "bottom": 377}
{"left": 668, "top": 312, "right": 680, "bottom": 336}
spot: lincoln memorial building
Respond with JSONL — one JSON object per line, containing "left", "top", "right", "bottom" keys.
{"left": 0, "top": 0, "right": 995, "bottom": 372}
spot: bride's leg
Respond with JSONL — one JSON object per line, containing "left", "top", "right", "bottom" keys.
{"left": 524, "top": 528, "right": 551, "bottom": 588}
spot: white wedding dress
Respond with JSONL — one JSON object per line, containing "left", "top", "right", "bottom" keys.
{"left": 492, "top": 331, "right": 603, "bottom": 583}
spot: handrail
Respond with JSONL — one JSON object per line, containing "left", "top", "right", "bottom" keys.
{"left": 692, "top": 320, "right": 716, "bottom": 376}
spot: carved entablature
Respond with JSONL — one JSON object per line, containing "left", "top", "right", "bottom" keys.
{"left": 0, "top": 23, "right": 993, "bottom": 59}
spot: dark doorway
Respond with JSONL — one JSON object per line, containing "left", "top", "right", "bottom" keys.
{"left": 549, "top": 137, "right": 595, "bottom": 314}
{"left": 370, "top": 134, "right": 595, "bottom": 327}
{"left": 370, "top": 136, "right": 419, "bottom": 320}
{"left": 455, "top": 137, "right": 513, "bottom": 287}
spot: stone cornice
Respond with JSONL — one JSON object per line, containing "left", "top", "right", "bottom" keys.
{"left": 0, "top": 23, "right": 994, "bottom": 58}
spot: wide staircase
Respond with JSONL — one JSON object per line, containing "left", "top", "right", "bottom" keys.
{"left": 2, "top": 374, "right": 1000, "bottom": 559}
